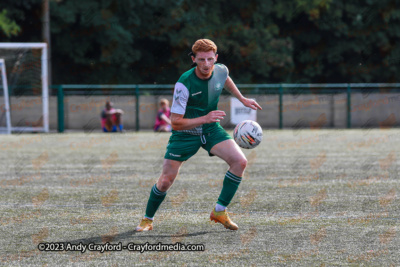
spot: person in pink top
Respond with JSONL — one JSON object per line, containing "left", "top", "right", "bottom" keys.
{"left": 154, "top": 99, "right": 171, "bottom": 132}
{"left": 101, "top": 101, "right": 124, "bottom": 132}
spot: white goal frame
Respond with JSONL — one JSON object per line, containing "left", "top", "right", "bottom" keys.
{"left": 0, "top": 59, "right": 12, "bottom": 134}
{"left": 0, "top": 43, "right": 49, "bottom": 133}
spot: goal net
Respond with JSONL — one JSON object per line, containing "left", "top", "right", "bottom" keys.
{"left": 0, "top": 43, "right": 49, "bottom": 133}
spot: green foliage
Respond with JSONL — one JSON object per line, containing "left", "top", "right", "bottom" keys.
{"left": 278, "top": 0, "right": 400, "bottom": 82}
{"left": 0, "top": 0, "right": 42, "bottom": 41}
{"left": 0, "top": 9, "right": 21, "bottom": 37}
{"left": 1, "top": 0, "right": 399, "bottom": 84}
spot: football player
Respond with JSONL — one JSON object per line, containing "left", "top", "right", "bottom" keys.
{"left": 136, "top": 39, "right": 262, "bottom": 231}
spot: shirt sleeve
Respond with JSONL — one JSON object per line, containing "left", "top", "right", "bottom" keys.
{"left": 221, "top": 64, "right": 229, "bottom": 83}
{"left": 223, "top": 64, "right": 229, "bottom": 77}
{"left": 171, "top": 82, "right": 189, "bottom": 115}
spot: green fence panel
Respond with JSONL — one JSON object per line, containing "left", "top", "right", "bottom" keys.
{"left": 347, "top": 84, "right": 352, "bottom": 129}
{"left": 279, "top": 85, "right": 283, "bottom": 129}
{"left": 135, "top": 85, "right": 139, "bottom": 132}
{"left": 57, "top": 85, "right": 64, "bottom": 133}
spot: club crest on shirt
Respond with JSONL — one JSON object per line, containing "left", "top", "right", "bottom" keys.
{"left": 215, "top": 83, "right": 222, "bottom": 91}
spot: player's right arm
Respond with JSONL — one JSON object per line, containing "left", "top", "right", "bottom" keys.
{"left": 170, "top": 82, "right": 225, "bottom": 131}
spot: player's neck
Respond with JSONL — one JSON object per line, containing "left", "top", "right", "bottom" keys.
{"left": 195, "top": 66, "right": 213, "bottom": 80}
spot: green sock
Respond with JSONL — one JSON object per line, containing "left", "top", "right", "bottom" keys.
{"left": 217, "top": 171, "right": 242, "bottom": 207}
{"left": 145, "top": 184, "right": 167, "bottom": 218}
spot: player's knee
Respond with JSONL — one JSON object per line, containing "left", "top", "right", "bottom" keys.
{"left": 157, "top": 179, "right": 170, "bottom": 192}
{"left": 230, "top": 157, "right": 247, "bottom": 172}
{"left": 158, "top": 173, "right": 175, "bottom": 191}
{"left": 237, "top": 157, "right": 248, "bottom": 171}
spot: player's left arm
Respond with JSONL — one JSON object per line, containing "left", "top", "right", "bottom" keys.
{"left": 224, "top": 76, "right": 262, "bottom": 110}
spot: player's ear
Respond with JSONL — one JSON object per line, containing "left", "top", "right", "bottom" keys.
{"left": 215, "top": 53, "right": 218, "bottom": 62}
{"left": 189, "top": 52, "right": 197, "bottom": 67}
{"left": 188, "top": 51, "right": 195, "bottom": 62}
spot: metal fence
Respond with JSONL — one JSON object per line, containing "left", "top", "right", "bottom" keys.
{"left": 54, "top": 83, "right": 400, "bottom": 132}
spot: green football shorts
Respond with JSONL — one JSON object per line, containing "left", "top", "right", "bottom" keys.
{"left": 164, "top": 124, "right": 232, "bottom": 162}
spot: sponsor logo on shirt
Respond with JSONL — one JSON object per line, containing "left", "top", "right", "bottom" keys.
{"left": 192, "top": 91, "right": 202, "bottom": 96}
{"left": 215, "top": 82, "right": 222, "bottom": 91}
{"left": 169, "top": 153, "right": 181, "bottom": 157}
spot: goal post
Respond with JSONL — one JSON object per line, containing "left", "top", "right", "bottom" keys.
{"left": 0, "top": 43, "right": 49, "bottom": 133}
{"left": 0, "top": 59, "right": 12, "bottom": 134}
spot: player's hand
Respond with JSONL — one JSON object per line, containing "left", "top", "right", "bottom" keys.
{"left": 241, "top": 98, "right": 262, "bottom": 110}
{"left": 205, "top": 110, "right": 226, "bottom": 123}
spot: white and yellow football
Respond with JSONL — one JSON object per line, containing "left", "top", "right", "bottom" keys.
{"left": 233, "top": 120, "right": 263, "bottom": 149}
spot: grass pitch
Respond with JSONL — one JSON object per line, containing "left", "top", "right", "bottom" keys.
{"left": 0, "top": 130, "right": 399, "bottom": 266}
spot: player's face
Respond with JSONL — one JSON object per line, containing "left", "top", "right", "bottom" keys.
{"left": 192, "top": 51, "right": 218, "bottom": 76}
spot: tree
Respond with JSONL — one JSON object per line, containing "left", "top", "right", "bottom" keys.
{"left": 1, "top": 0, "right": 399, "bottom": 84}
{"left": 0, "top": 9, "right": 21, "bottom": 37}
{"left": 276, "top": 0, "right": 400, "bottom": 82}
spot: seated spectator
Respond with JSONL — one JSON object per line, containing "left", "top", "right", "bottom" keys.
{"left": 101, "top": 101, "right": 124, "bottom": 132}
{"left": 154, "top": 99, "right": 171, "bottom": 132}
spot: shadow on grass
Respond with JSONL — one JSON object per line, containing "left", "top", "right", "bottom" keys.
{"left": 61, "top": 230, "right": 213, "bottom": 244}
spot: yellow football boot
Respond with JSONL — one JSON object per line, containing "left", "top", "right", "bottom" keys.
{"left": 210, "top": 208, "right": 238, "bottom": 230}
{"left": 135, "top": 218, "right": 153, "bottom": 232}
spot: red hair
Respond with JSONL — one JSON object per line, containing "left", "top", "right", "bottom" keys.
{"left": 192, "top": 39, "right": 217, "bottom": 55}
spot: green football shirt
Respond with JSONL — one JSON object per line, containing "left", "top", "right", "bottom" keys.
{"left": 171, "top": 63, "right": 229, "bottom": 135}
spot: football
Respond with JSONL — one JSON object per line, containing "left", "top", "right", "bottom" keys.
{"left": 233, "top": 120, "right": 263, "bottom": 149}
